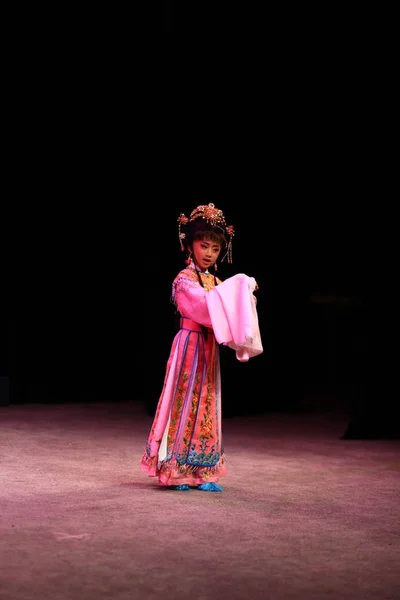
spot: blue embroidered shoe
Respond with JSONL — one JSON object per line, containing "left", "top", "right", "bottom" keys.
{"left": 173, "top": 484, "right": 190, "bottom": 491}
{"left": 198, "top": 482, "right": 223, "bottom": 492}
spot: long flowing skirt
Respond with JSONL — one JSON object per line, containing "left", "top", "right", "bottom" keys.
{"left": 140, "top": 327, "right": 226, "bottom": 486}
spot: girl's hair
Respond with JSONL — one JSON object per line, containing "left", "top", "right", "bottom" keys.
{"left": 183, "top": 220, "right": 227, "bottom": 251}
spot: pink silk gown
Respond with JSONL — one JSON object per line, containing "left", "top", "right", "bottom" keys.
{"left": 140, "top": 265, "right": 227, "bottom": 486}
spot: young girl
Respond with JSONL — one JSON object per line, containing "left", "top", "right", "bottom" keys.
{"left": 140, "top": 203, "right": 261, "bottom": 492}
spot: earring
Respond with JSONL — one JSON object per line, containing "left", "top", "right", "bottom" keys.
{"left": 214, "top": 262, "right": 218, "bottom": 272}
{"left": 185, "top": 249, "right": 192, "bottom": 265}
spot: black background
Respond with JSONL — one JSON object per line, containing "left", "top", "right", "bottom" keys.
{"left": 2, "top": 2, "right": 388, "bottom": 436}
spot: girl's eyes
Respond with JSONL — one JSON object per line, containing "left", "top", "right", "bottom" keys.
{"left": 202, "top": 244, "right": 220, "bottom": 251}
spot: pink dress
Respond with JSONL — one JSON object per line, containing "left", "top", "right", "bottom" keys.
{"left": 140, "top": 266, "right": 262, "bottom": 487}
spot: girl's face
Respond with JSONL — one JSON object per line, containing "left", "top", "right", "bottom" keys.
{"left": 191, "top": 237, "right": 222, "bottom": 272}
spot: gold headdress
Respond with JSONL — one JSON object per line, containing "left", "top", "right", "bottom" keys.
{"left": 177, "top": 203, "right": 235, "bottom": 263}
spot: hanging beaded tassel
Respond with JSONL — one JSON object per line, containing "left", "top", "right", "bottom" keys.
{"left": 178, "top": 213, "right": 189, "bottom": 251}
{"left": 221, "top": 225, "right": 234, "bottom": 263}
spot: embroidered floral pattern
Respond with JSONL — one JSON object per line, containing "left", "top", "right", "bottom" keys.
{"left": 172, "top": 267, "right": 217, "bottom": 301}
{"left": 167, "top": 371, "right": 188, "bottom": 447}
{"left": 199, "top": 382, "right": 213, "bottom": 440}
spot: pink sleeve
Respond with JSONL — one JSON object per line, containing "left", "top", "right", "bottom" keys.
{"left": 173, "top": 278, "right": 213, "bottom": 328}
{"left": 206, "top": 273, "right": 263, "bottom": 361}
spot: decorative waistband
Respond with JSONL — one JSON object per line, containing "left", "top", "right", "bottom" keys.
{"left": 180, "top": 317, "right": 213, "bottom": 335}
